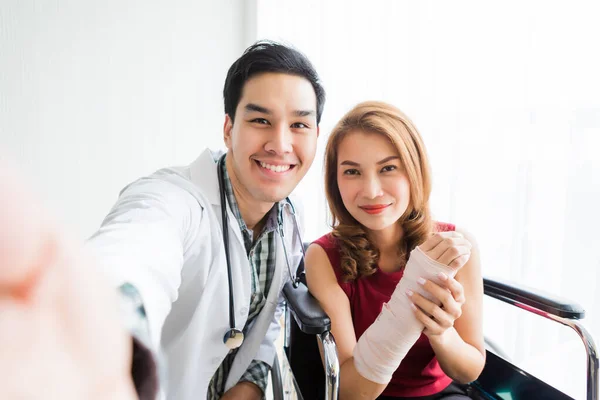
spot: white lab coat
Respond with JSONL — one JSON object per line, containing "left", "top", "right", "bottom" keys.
{"left": 86, "top": 148, "right": 304, "bottom": 400}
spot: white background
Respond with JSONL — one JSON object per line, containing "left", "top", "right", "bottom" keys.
{"left": 1, "top": 1, "right": 598, "bottom": 399}
{"left": 256, "top": 1, "right": 599, "bottom": 398}
{"left": 1, "top": 0, "right": 247, "bottom": 238}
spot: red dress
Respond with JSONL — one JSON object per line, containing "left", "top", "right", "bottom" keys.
{"left": 312, "top": 223, "right": 455, "bottom": 397}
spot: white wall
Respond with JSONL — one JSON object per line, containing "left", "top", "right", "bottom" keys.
{"left": 0, "top": 0, "right": 248, "bottom": 238}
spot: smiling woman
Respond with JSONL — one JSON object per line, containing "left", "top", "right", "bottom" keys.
{"left": 304, "top": 101, "right": 485, "bottom": 400}
{"left": 324, "top": 103, "right": 433, "bottom": 280}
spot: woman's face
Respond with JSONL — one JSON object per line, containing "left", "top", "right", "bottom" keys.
{"left": 336, "top": 130, "right": 411, "bottom": 233}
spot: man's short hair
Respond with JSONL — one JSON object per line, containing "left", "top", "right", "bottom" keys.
{"left": 223, "top": 40, "right": 326, "bottom": 124}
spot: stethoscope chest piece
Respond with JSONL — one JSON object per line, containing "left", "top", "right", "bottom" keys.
{"left": 223, "top": 328, "right": 244, "bottom": 350}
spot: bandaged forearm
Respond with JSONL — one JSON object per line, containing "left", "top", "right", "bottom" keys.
{"left": 353, "top": 247, "right": 458, "bottom": 384}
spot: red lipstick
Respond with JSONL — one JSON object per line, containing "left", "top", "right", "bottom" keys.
{"left": 359, "top": 204, "right": 390, "bottom": 214}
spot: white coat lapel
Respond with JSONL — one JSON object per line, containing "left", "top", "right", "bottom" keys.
{"left": 190, "top": 149, "right": 246, "bottom": 249}
{"left": 189, "top": 148, "right": 251, "bottom": 343}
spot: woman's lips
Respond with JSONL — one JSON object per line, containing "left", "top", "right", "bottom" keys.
{"left": 359, "top": 204, "right": 391, "bottom": 214}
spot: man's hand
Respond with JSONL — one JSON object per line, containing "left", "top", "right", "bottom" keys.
{"left": 221, "top": 381, "right": 263, "bottom": 400}
{"left": 0, "top": 163, "right": 137, "bottom": 399}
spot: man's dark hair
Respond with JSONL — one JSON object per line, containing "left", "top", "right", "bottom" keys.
{"left": 223, "top": 40, "right": 326, "bottom": 124}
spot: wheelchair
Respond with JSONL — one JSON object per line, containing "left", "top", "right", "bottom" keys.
{"left": 270, "top": 244, "right": 599, "bottom": 400}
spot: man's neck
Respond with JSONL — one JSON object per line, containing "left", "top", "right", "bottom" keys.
{"left": 225, "top": 155, "right": 274, "bottom": 231}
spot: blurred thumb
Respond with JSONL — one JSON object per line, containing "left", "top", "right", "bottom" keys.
{"left": 0, "top": 160, "right": 54, "bottom": 297}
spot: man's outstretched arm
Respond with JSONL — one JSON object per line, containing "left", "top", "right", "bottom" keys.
{"left": 84, "top": 176, "right": 201, "bottom": 399}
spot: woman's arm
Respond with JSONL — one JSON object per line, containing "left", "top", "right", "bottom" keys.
{"left": 409, "top": 228, "right": 485, "bottom": 383}
{"left": 305, "top": 244, "right": 389, "bottom": 400}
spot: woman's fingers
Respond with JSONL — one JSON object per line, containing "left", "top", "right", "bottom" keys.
{"left": 409, "top": 278, "right": 464, "bottom": 320}
{"left": 411, "top": 302, "right": 444, "bottom": 334}
{"left": 420, "top": 231, "right": 461, "bottom": 252}
{"left": 437, "top": 245, "right": 471, "bottom": 268}
{"left": 409, "top": 291, "right": 454, "bottom": 332}
{"left": 444, "top": 275, "right": 466, "bottom": 304}
{"left": 419, "top": 231, "right": 472, "bottom": 268}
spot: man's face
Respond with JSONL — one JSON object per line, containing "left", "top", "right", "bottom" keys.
{"left": 224, "top": 72, "right": 319, "bottom": 205}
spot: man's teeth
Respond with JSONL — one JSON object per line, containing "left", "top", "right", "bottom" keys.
{"left": 259, "top": 161, "right": 291, "bottom": 173}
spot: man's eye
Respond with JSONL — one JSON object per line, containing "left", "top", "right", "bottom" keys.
{"left": 291, "top": 122, "right": 309, "bottom": 129}
{"left": 343, "top": 169, "right": 359, "bottom": 175}
{"left": 251, "top": 118, "right": 269, "bottom": 125}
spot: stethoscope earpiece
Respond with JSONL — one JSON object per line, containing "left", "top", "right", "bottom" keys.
{"left": 223, "top": 328, "right": 244, "bottom": 350}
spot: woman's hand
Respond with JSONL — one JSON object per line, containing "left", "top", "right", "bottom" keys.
{"left": 407, "top": 273, "right": 466, "bottom": 339}
{"left": 419, "top": 231, "right": 472, "bottom": 270}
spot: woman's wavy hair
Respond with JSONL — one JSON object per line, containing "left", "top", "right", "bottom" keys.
{"left": 324, "top": 101, "right": 434, "bottom": 282}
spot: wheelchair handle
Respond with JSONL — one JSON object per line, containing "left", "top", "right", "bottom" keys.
{"left": 484, "top": 276, "right": 598, "bottom": 400}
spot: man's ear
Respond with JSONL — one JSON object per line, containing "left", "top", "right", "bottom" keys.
{"left": 223, "top": 114, "right": 233, "bottom": 149}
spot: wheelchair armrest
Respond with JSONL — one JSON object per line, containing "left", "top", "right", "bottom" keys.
{"left": 283, "top": 280, "right": 331, "bottom": 335}
{"left": 483, "top": 276, "right": 585, "bottom": 319}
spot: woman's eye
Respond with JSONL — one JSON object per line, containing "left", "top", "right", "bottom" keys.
{"left": 343, "top": 169, "right": 359, "bottom": 175}
{"left": 381, "top": 165, "right": 397, "bottom": 172}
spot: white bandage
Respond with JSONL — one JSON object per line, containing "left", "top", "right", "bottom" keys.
{"left": 353, "top": 247, "right": 458, "bottom": 384}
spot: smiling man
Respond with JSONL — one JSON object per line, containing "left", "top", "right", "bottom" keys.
{"left": 0, "top": 41, "right": 325, "bottom": 400}
{"left": 223, "top": 71, "right": 320, "bottom": 235}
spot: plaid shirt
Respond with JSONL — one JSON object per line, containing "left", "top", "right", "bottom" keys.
{"left": 206, "top": 154, "right": 279, "bottom": 399}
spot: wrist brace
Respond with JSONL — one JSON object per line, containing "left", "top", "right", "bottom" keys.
{"left": 353, "top": 247, "right": 458, "bottom": 384}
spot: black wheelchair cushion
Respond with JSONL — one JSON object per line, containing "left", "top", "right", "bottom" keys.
{"left": 283, "top": 280, "right": 331, "bottom": 335}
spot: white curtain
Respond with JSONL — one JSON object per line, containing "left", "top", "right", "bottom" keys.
{"left": 254, "top": 1, "right": 600, "bottom": 398}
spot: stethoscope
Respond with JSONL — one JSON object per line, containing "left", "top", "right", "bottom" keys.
{"left": 217, "top": 155, "right": 306, "bottom": 350}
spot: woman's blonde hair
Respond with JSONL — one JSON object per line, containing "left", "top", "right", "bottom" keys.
{"left": 324, "top": 101, "right": 433, "bottom": 281}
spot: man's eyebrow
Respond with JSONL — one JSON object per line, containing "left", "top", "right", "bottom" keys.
{"left": 340, "top": 156, "right": 400, "bottom": 167}
{"left": 293, "top": 109, "right": 316, "bottom": 117}
{"left": 244, "top": 103, "right": 271, "bottom": 114}
{"left": 244, "top": 103, "right": 316, "bottom": 118}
